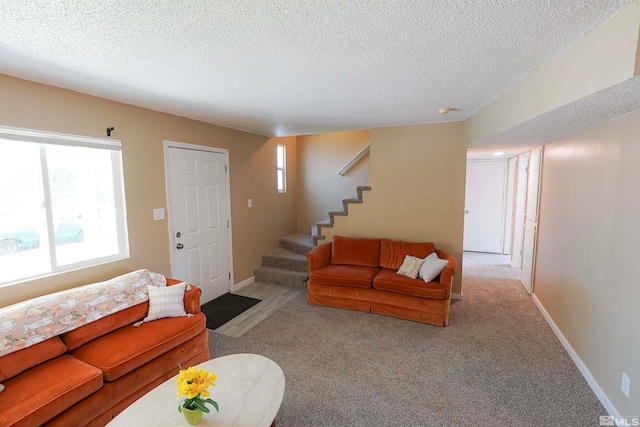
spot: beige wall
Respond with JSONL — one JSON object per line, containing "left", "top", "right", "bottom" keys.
{"left": 0, "top": 74, "right": 297, "bottom": 307}
{"left": 296, "top": 130, "right": 370, "bottom": 233}
{"left": 535, "top": 109, "right": 640, "bottom": 414}
{"left": 322, "top": 122, "right": 466, "bottom": 295}
{"left": 465, "top": 0, "right": 640, "bottom": 144}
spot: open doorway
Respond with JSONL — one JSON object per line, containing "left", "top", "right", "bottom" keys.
{"left": 463, "top": 146, "right": 543, "bottom": 292}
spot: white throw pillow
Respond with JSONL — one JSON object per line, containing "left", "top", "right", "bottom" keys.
{"left": 143, "top": 282, "right": 188, "bottom": 322}
{"left": 419, "top": 252, "right": 449, "bottom": 283}
{"left": 396, "top": 255, "right": 425, "bottom": 279}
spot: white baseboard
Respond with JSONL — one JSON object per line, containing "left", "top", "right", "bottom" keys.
{"left": 451, "top": 292, "right": 463, "bottom": 300}
{"left": 234, "top": 276, "right": 255, "bottom": 291}
{"left": 531, "top": 294, "right": 619, "bottom": 417}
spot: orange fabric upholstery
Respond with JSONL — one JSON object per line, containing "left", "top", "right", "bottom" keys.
{"left": 379, "top": 239, "right": 435, "bottom": 269}
{"left": 0, "top": 355, "right": 103, "bottom": 427}
{"left": 44, "top": 331, "right": 210, "bottom": 427}
{"left": 307, "top": 236, "right": 456, "bottom": 327}
{"left": 167, "top": 278, "right": 203, "bottom": 314}
{"left": 70, "top": 313, "right": 206, "bottom": 381}
{"left": 373, "top": 269, "right": 448, "bottom": 299}
{"left": 435, "top": 249, "right": 457, "bottom": 287}
{"left": 307, "top": 242, "right": 331, "bottom": 271}
{"left": 0, "top": 336, "right": 67, "bottom": 381}
{"left": 43, "top": 387, "right": 112, "bottom": 427}
{"left": 331, "top": 235, "right": 381, "bottom": 267}
{"left": 310, "top": 264, "right": 379, "bottom": 288}
{"left": 0, "top": 278, "right": 210, "bottom": 427}
{"left": 61, "top": 302, "right": 149, "bottom": 351}
{"left": 61, "top": 280, "right": 201, "bottom": 351}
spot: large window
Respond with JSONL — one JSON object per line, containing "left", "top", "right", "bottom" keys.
{"left": 276, "top": 144, "right": 286, "bottom": 193}
{"left": 0, "top": 126, "right": 129, "bottom": 286}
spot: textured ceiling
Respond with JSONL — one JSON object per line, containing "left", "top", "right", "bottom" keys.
{"left": 0, "top": 1, "right": 630, "bottom": 137}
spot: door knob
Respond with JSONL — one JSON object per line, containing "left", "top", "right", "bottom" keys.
{"left": 176, "top": 243, "right": 184, "bottom": 249}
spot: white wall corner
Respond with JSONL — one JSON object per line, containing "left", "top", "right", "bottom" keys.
{"left": 234, "top": 276, "right": 255, "bottom": 291}
{"left": 531, "top": 294, "right": 619, "bottom": 418}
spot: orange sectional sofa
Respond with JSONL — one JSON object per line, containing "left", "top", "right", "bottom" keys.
{"left": 307, "top": 236, "right": 457, "bottom": 326}
{"left": 0, "top": 277, "right": 209, "bottom": 427}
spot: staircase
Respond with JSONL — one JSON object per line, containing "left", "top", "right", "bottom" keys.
{"left": 254, "top": 233, "right": 314, "bottom": 288}
{"left": 311, "top": 185, "right": 371, "bottom": 245}
{"left": 254, "top": 186, "right": 372, "bottom": 289}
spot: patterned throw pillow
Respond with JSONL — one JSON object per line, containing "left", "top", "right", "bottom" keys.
{"left": 143, "top": 282, "right": 188, "bottom": 322}
{"left": 396, "top": 255, "right": 425, "bottom": 279}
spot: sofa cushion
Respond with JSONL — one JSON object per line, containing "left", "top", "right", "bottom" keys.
{"left": 61, "top": 301, "right": 149, "bottom": 351}
{"left": 70, "top": 313, "right": 206, "bottom": 381}
{"left": 331, "top": 235, "right": 381, "bottom": 267}
{"left": 0, "top": 336, "right": 67, "bottom": 382}
{"left": 373, "top": 269, "right": 448, "bottom": 299}
{"left": 310, "top": 264, "right": 379, "bottom": 288}
{"left": 379, "top": 239, "right": 435, "bottom": 269}
{"left": 0, "top": 355, "right": 103, "bottom": 427}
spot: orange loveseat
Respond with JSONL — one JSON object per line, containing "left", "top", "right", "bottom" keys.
{"left": 307, "top": 236, "right": 457, "bottom": 326}
{"left": 0, "top": 277, "right": 209, "bottom": 427}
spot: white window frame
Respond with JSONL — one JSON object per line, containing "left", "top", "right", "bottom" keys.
{"left": 0, "top": 125, "right": 129, "bottom": 286}
{"left": 276, "top": 144, "right": 286, "bottom": 193}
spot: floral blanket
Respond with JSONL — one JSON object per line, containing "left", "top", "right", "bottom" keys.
{"left": 0, "top": 269, "right": 166, "bottom": 357}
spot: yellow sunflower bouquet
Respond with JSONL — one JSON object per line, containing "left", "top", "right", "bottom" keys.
{"left": 176, "top": 365, "right": 219, "bottom": 414}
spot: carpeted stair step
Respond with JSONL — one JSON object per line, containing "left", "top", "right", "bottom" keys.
{"left": 254, "top": 266, "right": 308, "bottom": 289}
{"left": 262, "top": 248, "right": 309, "bottom": 272}
{"left": 280, "top": 233, "right": 314, "bottom": 256}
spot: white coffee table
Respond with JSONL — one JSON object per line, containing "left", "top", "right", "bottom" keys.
{"left": 107, "top": 353, "right": 285, "bottom": 426}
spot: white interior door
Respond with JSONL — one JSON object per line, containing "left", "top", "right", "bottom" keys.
{"left": 521, "top": 147, "right": 543, "bottom": 294}
{"left": 511, "top": 153, "right": 529, "bottom": 268}
{"left": 503, "top": 157, "right": 517, "bottom": 255}
{"left": 463, "top": 160, "right": 506, "bottom": 253}
{"left": 167, "top": 145, "right": 231, "bottom": 304}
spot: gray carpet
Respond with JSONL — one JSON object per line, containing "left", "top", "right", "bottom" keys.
{"left": 208, "top": 253, "right": 605, "bottom": 426}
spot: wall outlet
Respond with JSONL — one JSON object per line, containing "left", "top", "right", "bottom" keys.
{"left": 621, "top": 372, "right": 630, "bottom": 397}
{"left": 248, "top": 199, "right": 253, "bottom": 208}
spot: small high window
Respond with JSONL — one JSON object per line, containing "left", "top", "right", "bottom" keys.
{"left": 0, "top": 125, "right": 129, "bottom": 286}
{"left": 276, "top": 144, "right": 286, "bottom": 193}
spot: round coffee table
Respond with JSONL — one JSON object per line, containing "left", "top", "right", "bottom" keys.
{"left": 107, "top": 353, "right": 285, "bottom": 426}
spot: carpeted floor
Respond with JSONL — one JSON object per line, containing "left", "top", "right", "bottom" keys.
{"left": 208, "top": 253, "right": 605, "bottom": 426}
{"left": 200, "top": 293, "right": 261, "bottom": 330}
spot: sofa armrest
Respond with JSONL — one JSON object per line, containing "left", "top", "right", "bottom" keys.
{"left": 307, "top": 242, "right": 332, "bottom": 271}
{"left": 167, "top": 278, "right": 202, "bottom": 314}
{"left": 434, "top": 249, "right": 457, "bottom": 288}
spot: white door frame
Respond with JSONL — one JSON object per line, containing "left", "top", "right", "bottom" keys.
{"left": 163, "top": 140, "right": 234, "bottom": 290}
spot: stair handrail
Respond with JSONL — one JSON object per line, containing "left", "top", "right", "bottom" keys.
{"left": 337, "top": 144, "right": 370, "bottom": 176}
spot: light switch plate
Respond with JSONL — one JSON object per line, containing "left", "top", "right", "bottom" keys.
{"left": 248, "top": 199, "right": 253, "bottom": 208}
{"left": 153, "top": 208, "right": 165, "bottom": 221}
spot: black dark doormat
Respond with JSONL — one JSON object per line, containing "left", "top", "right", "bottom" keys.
{"left": 201, "top": 293, "right": 261, "bottom": 330}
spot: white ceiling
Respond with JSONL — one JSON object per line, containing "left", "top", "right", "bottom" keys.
{"left": 0, "top": 1, "right": 630, "bottom": 138}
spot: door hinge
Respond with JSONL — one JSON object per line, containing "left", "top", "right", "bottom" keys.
{"left": 225, "top": 165, "right": 228, "bottom": 173}
{"left": 520, "top": 250, "right": 523, "bottom": 256}
{"left": 228, "top": 272, "right": 231, "bottom": 280}
{"left": 227, "top": 219, "right": 229, "bottom": 228}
